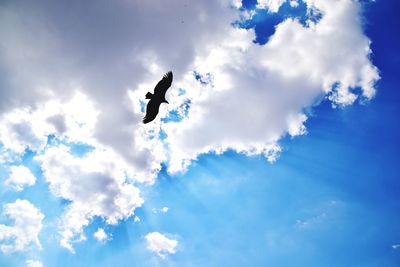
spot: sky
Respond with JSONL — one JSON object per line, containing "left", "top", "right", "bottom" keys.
{"left": 0, "top": 0, "right": 399, "bottom": 266}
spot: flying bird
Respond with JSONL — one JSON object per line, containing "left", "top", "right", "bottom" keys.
{"left": 143, "top": 71, "right": 173, "bottom": 124}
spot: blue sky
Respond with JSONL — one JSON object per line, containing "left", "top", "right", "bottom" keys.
{"left": 0, "top": 0, "right": 399, "bottom": 266}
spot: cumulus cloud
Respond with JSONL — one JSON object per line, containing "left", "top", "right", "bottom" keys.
{"left": 0, "top": 0, "right": 239, "bottom": 252}
{"left": 145, "top": 232, "right": 178, "bottom": 259}
{"left": 4, "top": 165, "right": 36, "bottom": 191}
{"left": 37, "top": 145, "right": 143, "bottom": 252}
{"left": 93, "top": 228, "right": 109, "bottom": 242}
{"left": 257, "top": 0, "right": 287, "bottom": 12}
{"left": 26, "top": 260, "right": 43, "bottom": 267}
{"left": 0, "top": 91, "right": 98, "bottom": 155}
{"left": 0, "top": 0, "right": 238, "bottom": 177}
{"left": 0, "top": 0, "right": 379, "bottom": 253}
{"left": 0, "top": 199, "right": 44, "bottom": 253}
{"left": 161, "top": 0, "right": 379, "bottom": 173}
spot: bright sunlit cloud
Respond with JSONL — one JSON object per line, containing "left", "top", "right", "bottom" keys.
{"left": 0, "top": 0, "right": 396, "bottom": 266}
{"left": 0, "top": 199, "right": 44, "bottom": 253}
{"left": 145, "top": 232, "right": 178, "bottom": 259}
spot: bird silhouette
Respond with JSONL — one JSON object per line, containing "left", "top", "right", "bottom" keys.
{"left": 143, "top": 71, "right": 173, "bottom": 124}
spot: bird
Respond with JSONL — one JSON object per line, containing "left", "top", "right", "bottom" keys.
{"left": 142, "top": 71, "right": 173, "bottom": 124}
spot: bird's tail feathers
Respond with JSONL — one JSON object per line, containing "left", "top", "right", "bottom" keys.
{"left": 145, "top": 92, "right": 153, "bottom": 99}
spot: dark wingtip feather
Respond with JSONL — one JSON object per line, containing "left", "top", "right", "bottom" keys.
{"left": 164, "top": 71, "right": 173, "bottom": 79}
{"left": 142, "top": 116, "right": 154, "bottom": 124}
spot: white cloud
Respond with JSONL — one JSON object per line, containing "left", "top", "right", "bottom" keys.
{"left": 26, "top": 260, "right": 43, "bottom": 267}
{"left": 256, "top": 0, "right": 299, "bottom": 11}
{"left": 231, "top": 0, "right": 242, "bottom": 9}
{"left": 0, "top": 0, "right": 379, "bottom": 253}
{"left": 37, "top": 145, "right": 143, "bottom": 252}
{"left": 0, "top": 0, "right": 239, "bottom": 180}
{"left": 0, "top": 0, "right": 240, "bottom": 252}
{"left": 290, "top": 0, "right": 299, "bottom": 8}
{"left": 257, "top": 0, "right": 287, "bottom": 12}
{"left": 0, "top": 0, "right": 379, "bottom": 172}
{"left": 152, "top": 207, "right": 169, "bottom": 214}
{"left": 0, "top": 91, "right": 99, "bottom": 155}
{"left": 0, "top": 199, "right": 44, "bottom": 254}
{"left": 287, "top": 113, "right": 308, "bottom": 137}
{"left": 161, "top": 0, "right": 379, "bottom": 173}
{"left": 145, "top": 232, "right": 178, "bottom": 259}
{"left": 4, "top": 165, "right": 36, "bottom": 191}
{"left": 392, "top": 244, "right": 400, "bottom": 250}
{"left": 93, "top": 228, "right": 109, "bottom": 242}
{"left": 161, "top": 207, "right": 169, "bottom": 213}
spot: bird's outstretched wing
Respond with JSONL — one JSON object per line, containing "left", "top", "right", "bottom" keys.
{"left": 154, "top": 71, "right": 173, "bottom": 97}
{"left": 142, "top": 99, "right": 160, "bottom": 124}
